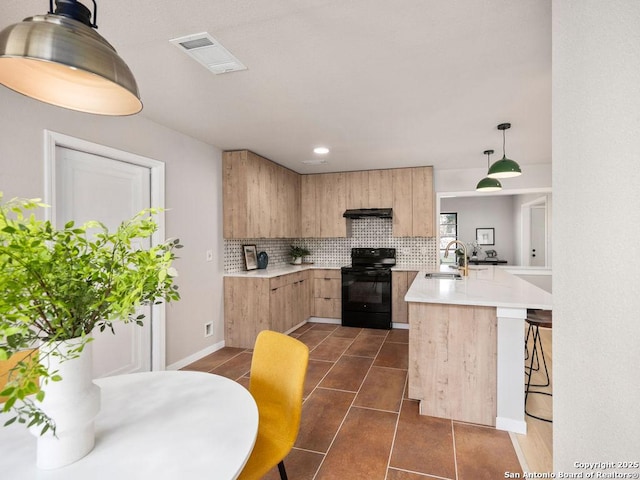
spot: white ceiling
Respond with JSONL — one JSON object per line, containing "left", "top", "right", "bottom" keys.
{"left": 1, "top": 0, "right": 551, "bottom": 174}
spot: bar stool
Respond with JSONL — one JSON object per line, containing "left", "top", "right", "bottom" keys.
{"left": 524, "top": 309, "right": 552, "bottom": 422}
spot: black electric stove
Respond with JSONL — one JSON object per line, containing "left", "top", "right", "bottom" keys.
{"left": 341, "top": 248, "right": 396, "bottom": 329}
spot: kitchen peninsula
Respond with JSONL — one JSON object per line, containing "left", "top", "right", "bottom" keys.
{"left": 405, "top": 266, "right": 552, "bottom": 434}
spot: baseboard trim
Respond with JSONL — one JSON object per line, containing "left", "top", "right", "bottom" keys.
{"left": 496, "top": 416, "right": 527, "bottom": 434}
{"left": 307, "top": 317, "right": 341, "bottom": 325}
{"left": 392, "top": 323, "right": 409, "bottom": 330}
{"left": 166, "top": 340, "right": 225, "bottom": 371}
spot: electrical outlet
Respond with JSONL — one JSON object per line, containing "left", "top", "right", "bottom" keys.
{"left": 206, "top": 249, "right": 213, "bottom": 262}
{"left": 204, "top": 322, "right": 213, "bottom": 337}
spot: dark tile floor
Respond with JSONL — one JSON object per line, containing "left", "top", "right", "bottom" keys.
{"left": 183, "top": 323, "right": 523, "bottom": 480}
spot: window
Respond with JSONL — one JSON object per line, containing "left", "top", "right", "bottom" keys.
{"left": 439, "top": 212, "right": 457, "bottom": 263}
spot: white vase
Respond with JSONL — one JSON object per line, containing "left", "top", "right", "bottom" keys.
{"left": 31, "top": 338, "right": 101, "bottom": 469}
{"left": 292, "top": 257, "right": 302, "bottom": 265}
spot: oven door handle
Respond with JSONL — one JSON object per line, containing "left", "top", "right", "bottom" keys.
{"left": 350, "top": 271, "right": 390, "bottom": 278}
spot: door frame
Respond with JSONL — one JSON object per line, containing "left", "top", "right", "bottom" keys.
{"left": 521, "top": 196, "right": 548, "bottom": 267}
{"left": 43, "top": 130, "right": 167, "bottom": 371}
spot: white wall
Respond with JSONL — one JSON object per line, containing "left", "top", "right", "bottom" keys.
{"left": 553, "top": 0, "right": 640, "bottom": 471}
{"left": 440, "top": 195, "right": 515, "bottom": 263}
{"left": 0, "top": 88, "right": 224, "bottom": 367}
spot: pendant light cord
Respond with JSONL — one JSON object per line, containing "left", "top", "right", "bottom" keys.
{"left": 502, "top": 129, "right": 506, "bottom": 158}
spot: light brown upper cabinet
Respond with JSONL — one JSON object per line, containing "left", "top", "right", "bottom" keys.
{"left": 392, "top": 166, "right": 434, "bottom": 237}
{"left": 224, "top": 151, "right": 433, "bottom": 239}
{"left": 367, "top": 169, "right": 393, "bottom": 208}
{"left": 300, "top": 174, "right": 319, "bottom": 238}
{"left": 301, "top": 172, "right": 347, "bottom": 238}
{"left": 345, "top": 170, "right": 368, "bottom": 209}
{"left": 316, "top": 172, "right": 347, "bottom": 238}
{"left": 223, "top": 150, "right": 300, "bottom": 239}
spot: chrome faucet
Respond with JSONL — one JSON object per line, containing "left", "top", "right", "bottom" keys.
{"left": 444, "top": 240, "right": 469, "bottom": 276}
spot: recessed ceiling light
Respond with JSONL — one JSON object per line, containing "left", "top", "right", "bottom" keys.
{"left": 313, "top": 147, "right": 329, "bottom": 155}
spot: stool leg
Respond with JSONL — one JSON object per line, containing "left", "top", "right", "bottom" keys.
{"left": 525, "top": 325, "right": 552, "bottom": 423}
{"left": 529, "top": 326, "right": 550, "bottom": 388}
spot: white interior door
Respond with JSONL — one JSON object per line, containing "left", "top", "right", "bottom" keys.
{"left": 55, "top": 146, "right": 152, "bottom": 378}
{"left": 529, "top": 205, "right": 546, "bottom": 267}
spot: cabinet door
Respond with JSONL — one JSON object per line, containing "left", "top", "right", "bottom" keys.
{"left": 300, "top": 174, "right": 319, "bottom": 237}
{"left": 392, "top": 168, "right": 413, "bottom": 237}
{"left": 345, "top": 170, "right": 369, "bottom": 209}
{"left": 412, "top": 166, "right": 434, "bottom": 237}
{"left": 269, "top": 284, "right": 287, "bottom": 333}
{"left": 222, "top": 151, "right": 249, "bottom": 239}
{"left": 368, "top": 169, "right": 393, "bottom": 208}
{"left": 317, "top": 173, "right": 346, "bottom": 238}
{"left": 224, "top": 277, "right": 270, "bottom": 348}
{"left": 298, "top": 274, "right": 312, "bottom": 324}
{"left": 275, "top": 167, "right": 301, "bottom": 238}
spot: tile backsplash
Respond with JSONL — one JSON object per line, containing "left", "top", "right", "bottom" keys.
{"left": 224, "top": 217, "right": 438, "bottom": 272}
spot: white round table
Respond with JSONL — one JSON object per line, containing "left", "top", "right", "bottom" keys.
{"left": 0, "top": 371, "right": 258, "bottom": 479}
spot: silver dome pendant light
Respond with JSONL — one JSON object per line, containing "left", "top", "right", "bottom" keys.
{"left": 0, "top": 0, "right": 142, "bottom": 115}
{"left": 488, "top": 123, "right": 522, "bottom": 178}
{"left": 476, "top": 149, "right": 502, "bottom": 192}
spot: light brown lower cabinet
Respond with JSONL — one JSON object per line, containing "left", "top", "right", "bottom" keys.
{"left": 392, "top": 271, "right": 418, "bottom": 324}
{"left": 224, "top": 271, "right": 311, "bottom": 348}
{"left": 312, "top": 269, "right": 342, "bottom": 319}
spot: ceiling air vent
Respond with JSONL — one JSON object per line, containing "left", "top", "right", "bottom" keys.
{"left": 169, "top": 32, "right": 247, "bottom": 75}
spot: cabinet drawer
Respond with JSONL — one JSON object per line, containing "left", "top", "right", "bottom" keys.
{"left": 270, "top": 271, "right": 307, "bottom": 289}
{"left": 314, "top": 297, "right": 341, "bottom": 319}
{"left": 313, "top": 269, "right": 341, "bottom": 280}
{"left": 313, "top": 277, "right": 341, "bottom": 299}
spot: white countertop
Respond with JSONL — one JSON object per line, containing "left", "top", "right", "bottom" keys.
{"left": 224, "top": 264, "right": 341, "bottom": 278}
{"left": 405, "top": 265, "right": 552, "bottom": 310}
{"left": 225, "top": 264, "right": 436, "bottom": 278}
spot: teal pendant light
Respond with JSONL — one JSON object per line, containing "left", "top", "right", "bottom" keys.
{"left": 488, "top": 123, "right": 522, "bottom": 179}
{"left": 476, "top": 149, "right": 502, "bottom": 192}
{"left": 0, "top": 0, "right": 142, "bottom": 116}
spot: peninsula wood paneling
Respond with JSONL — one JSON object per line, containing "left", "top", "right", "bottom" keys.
{"left": 392, "top": 271, "right": 418, "bottom": 324}
{"left": 408, "top": 303, "right": 497, "bottom": 426}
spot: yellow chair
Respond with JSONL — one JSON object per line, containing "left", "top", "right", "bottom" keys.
{"left": 238, "top": 330, "right": 309, "bottom": 480}
{"left": 0, "top": 349, "right": 38, "bottom": 402}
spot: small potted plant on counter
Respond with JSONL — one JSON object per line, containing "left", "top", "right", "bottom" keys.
{"left": 289, "top": 245, "right": 310, "bottom": 265}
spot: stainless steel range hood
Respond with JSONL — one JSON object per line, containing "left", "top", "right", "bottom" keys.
{"left": 343, "top": 208, "right": 393, "bottom": 219}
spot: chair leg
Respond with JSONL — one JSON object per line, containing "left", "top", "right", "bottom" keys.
{"left": 278, "top": 461, "right": 288, "bottom": 480}
{"left": 525, "top": 325, "right": 552, "bottom": 423}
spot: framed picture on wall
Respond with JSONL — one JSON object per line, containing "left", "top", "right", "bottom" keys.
{"left": 476, "top": 228, "right": 495, "bottom": 245}
{"left": 242, "top": 244, "right": 258, "bottom": 270}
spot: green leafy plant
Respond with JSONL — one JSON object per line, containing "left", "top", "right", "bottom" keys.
{"left": 289, "top": 245, "right": 310, "bottom": 260}
{"left": 0, "top": 193, "right": 181, "bottom": 434}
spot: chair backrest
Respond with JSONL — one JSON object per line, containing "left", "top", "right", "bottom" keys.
{"left": 0, "top": 349, "right": 37, "bottom": 403}
{"left": 249, "top": 330, "right": 309, "bottom": 448}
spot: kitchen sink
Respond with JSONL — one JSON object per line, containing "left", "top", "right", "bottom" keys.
{"left": 424, "top": 272, "right": 462, "bottom": 279}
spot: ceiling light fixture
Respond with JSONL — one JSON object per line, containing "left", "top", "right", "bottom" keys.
{"left": 476, "top": 149, "right": 502, "bottom": 192}
{"left": 488, "top": 123, "right": 522, "bottom": 178}
{"left": 313, "top": 147, "right": 329, "bottom": 155}
{"left": 0, "top": 0, "right": 142, "bottom": 115}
